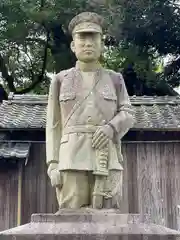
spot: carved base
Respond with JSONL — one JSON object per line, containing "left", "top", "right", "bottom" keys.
{"left": 0, "top": 209, "right": 180, "bottom": 239}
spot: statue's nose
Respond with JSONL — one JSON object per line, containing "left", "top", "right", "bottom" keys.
{"left": 84, "top": 38, "right": 93, "bottom": 46}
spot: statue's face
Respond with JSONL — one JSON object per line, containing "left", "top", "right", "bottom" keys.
{"left": 71, "top": 32, "right": 103, "bottom": 62}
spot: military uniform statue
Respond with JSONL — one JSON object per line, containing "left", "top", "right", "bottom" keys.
{"left": 46, "top": 12, "right": 135, "bottom": 209}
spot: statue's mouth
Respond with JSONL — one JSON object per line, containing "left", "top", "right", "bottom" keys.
{"left": 84, "top": 49, "right": 94, "bottom": 53}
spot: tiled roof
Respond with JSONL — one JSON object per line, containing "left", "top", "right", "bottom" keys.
{"left": 0, "top": 94, "right": 180, "bottom": 130}
{"left": 0, "top": 143, "right": 30, "bottom": 159}
{"left": 0, "top": 133, "right": 30, "bottom": 160}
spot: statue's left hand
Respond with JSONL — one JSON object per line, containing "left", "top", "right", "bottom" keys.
{"left": 92, "top": 125, "right": 114, "bottom": 149}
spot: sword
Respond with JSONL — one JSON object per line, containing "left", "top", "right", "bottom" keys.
{"left": 92, "top": 144, "right": 111, "bottom": 209}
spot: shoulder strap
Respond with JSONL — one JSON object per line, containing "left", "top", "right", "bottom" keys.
{"left": 63, "top": 70, "right": 101, "bottom": 128}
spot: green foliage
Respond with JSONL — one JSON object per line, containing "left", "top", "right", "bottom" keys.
{"left": 102, "top": 0, "right": 180, "bottom": 95}
{"left": 102, "top": 44, "right": 171, "bottom": 95}
{"left": 0, "top": 0, "right": 179, "bottom": 95}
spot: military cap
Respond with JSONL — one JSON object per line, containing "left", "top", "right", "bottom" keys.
{"left": 68, "top": 12, "right": 104, "bottom": 35}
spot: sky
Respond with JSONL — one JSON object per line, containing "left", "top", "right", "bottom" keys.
{"left": 174, "top": 86, "right": 180, "bottom": 94}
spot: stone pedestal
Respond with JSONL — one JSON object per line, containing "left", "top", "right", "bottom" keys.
{"left": 0, "top": 209, "right": 180, "bottom": 239}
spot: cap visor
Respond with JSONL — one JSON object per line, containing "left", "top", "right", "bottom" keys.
{"left": 74, "top": 28, "right": 102, "bottom": 33}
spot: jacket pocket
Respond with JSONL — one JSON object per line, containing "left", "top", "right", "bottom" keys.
{"left": 60, "top": 134, "right": 69, "bottom": 144}
{"left": 100, "top": 84, "right": 117, "bottom": 102}
{"left": 102, "top": 93, "right": 117, "bottom": 101}
{"left": 59, "top": 92, "right": 76, "bottom": 102}
{"left": 99, "top": 92, "right": 117, "bottom": 120}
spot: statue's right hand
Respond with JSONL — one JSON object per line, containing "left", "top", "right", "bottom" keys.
{"left": 50, "top": 169, "right": 63, "bottom": 188}
{"left": 47, "top": 163, "right": 62, "bottom": 188}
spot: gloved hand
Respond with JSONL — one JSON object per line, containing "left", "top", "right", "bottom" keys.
{"left": 92, "top": 124, "right": 114, "bottom": 150}
{"left": 47, "top": 163, "right": 62, "bottom": 188}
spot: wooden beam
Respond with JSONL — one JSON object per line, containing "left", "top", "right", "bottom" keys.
{"left": 17, "top": 161, "right": 23, "bottom": 226}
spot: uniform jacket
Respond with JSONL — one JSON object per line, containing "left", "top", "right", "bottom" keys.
{"left": 46, "top": 63, "right": 135, "bottom": 171}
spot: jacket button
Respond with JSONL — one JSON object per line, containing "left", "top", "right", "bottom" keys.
{"left": 87, "top": 116, "right": 92, "bottom": 123}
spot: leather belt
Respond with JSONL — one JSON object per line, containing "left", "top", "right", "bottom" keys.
{"left": 63, "top": 125, "right": 101, "bottom": 134}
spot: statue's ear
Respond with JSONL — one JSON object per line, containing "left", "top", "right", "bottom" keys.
{"left": 70, "top": 41, "right": 75, "bottom": 53}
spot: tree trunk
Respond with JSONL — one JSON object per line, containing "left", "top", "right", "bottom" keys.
{"left": 53, "top": 46, "right": 76, "bottom": 73}
{"left": 49, "top": 23, "right": 76, "bottom": 72}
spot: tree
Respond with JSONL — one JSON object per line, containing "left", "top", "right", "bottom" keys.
{"left": 0, "top": 0, "right": 90, "bottom": 93}
{"left": 0, "top": 84, "right": 8, "bottom": 102}
{"left": 107, "top": 0, "right": 180, "bottom": 95}
{"left": 0, "top": 0, "right": 180, "bottom": 95}
{"left": 102, "top": 44, "right": 177, "bottom": 95}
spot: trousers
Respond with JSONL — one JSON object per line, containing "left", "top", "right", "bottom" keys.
{"left": 55, "top": 170, "right": 123, "bottom": 209}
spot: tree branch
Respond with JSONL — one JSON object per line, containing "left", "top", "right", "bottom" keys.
{"left": 16, "top": 31, "right": 50, "bottom": 94}
{"left": 24, "top": 51, "right": 36, "bottom": 80}
{"left": 0, "top": 54, "right": 16, "bottom": 92}
{"left": 25, "top": 37, "right": 52, "bottom": 49}
{"left": 50, "top": 23, "right": 71, "bottom": 51}
{"left": 40, "top": 0, "right": 45, "bottom": 10}
{"left": 164, "top": 56, "right": 180, "bottom": 76}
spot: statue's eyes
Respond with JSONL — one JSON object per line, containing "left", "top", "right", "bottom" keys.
{"left": 76, "top": 33, "right": 100, "bottom": 42}
{"left": 79, "top": 35, "right": 86, "bottom": 40}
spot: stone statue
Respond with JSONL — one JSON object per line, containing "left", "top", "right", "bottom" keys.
{"left": 46, "top": 12, "right": 135, "bottom": 210}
